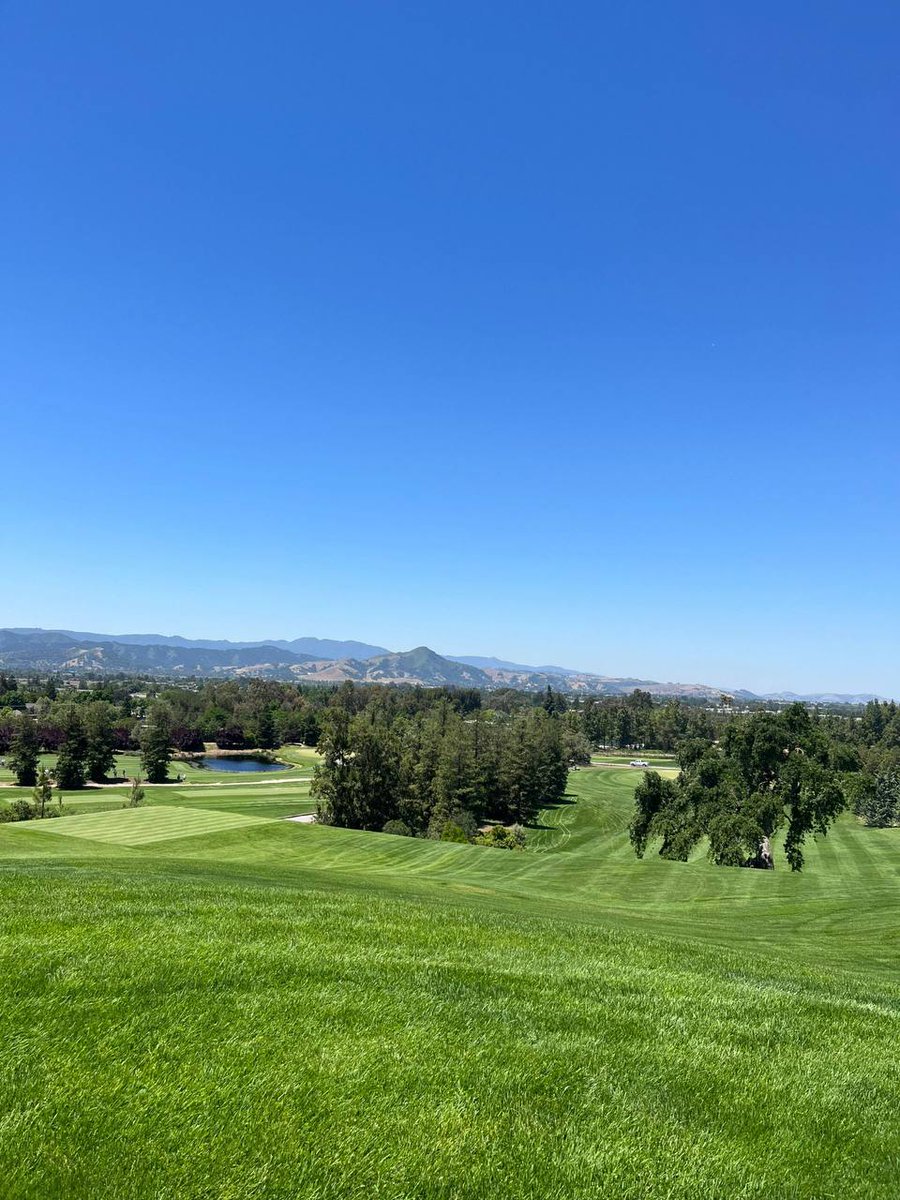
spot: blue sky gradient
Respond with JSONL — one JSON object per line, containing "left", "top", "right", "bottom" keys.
{"left": 2, "top": 2, "right": 898, "bottom": 693}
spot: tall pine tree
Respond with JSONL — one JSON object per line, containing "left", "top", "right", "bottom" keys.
{"left": 140, "top": 704, "right": 172, "bottom": 784}
{"left": 55, "top": 709, "right": 87, "bottom": 791}
{"left": 84, "top": 701, "right": 117, "bottom": 782}
{"left": 8, "top": 715, "right": 40, "bottom": 787}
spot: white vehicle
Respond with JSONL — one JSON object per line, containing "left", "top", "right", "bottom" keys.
{"left": 629, "top": 759, "right": 650, "bottom": 768}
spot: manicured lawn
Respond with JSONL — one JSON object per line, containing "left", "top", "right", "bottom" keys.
{"left": 0, "top": 767, "right": 897, "bottom": 1198}
{"left": 3, "top": 804, "right": 273, "bottom": 846}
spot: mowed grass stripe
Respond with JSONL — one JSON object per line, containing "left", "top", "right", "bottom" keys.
{"left": 116, "top": 812, "right": 273, "bottom": 847}
{"left": 836, "top": 821, "right": 891, "bottom": 883}
{"left": 5, "top": 806, "right": 272, "bottom": 846}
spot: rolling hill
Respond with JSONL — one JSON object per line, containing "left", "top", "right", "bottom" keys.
{"left": 0, "top": 630, "right": 316, "bottom": 676}
{"left": 0, "top": 763, "right": 896, "bottom": 1197}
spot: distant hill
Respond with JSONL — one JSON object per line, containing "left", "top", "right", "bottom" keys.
{"left": 363, "top": 647, "right": 490, "bottom": 687}
{"left": 0, "top": 628, "right": 719, "bottom": 694}
{"left": 0, "top": 628, "right": 884, "bottom": 701}
{"left": 761, "top": 691, "right": 883, "bottom": 705}
{"left": 5, "top": 629, "right": 389, "bottom": 660}
{"left": 448, "top": 655, "right": 584, "bottom": 677}
{"left": 0, "top": 630, "right": 316, "bottom": 677}
{"left": 0, "top": 633, "right": 496, "bottom": 688}
{"left": 264, "top": 637, "right": 390, "bottom": 659}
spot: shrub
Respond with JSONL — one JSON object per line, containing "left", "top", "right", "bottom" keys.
{"left": 382, "top": 819, "right": 413, "bottom": 837}
{"left": 439, "top": 821, "right": 470, "bottom": 844}
{"left": 449, "top": 809, "right": 478, "bottom": 839}
{"left": 124, "top": 777, "right": 145, "bottom": 809}
{"left": 475, "top": 824, "right": 527, "bottom": 850}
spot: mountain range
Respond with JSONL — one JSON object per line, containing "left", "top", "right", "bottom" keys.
{"left": 4, "top": 628, "right": 390, "bottom": 661}
{"left": 0, "top": 629, "right": 884, "bottom": 704}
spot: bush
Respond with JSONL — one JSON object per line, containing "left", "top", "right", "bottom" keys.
{"left": 4, "top": 798, "right": 36, "bottom": 822}
{"left": 439, "top": 821, "right": 470, "bottom": 844}
{"left": 475, "top": 824, "right": 526, "bottom": 850}
{"left": 0, "top": 797, "right": 63, "bottom": 822}
{"left": 449, "top": 809, "right": 478, "bottom": 839}
{"left": 125, "top": 778, "right": 145, "bottom": 809}
{"left": 428, "top": 809, "right": 478, "bottom": 841}
{"left": 382, "top": 819, "right": 413, "bottom": 837}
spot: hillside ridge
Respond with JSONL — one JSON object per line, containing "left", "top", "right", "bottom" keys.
{"left": 0, "top": 628, "right": 884, "bottom": 702}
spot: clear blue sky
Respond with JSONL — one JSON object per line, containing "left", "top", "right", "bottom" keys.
{"left": 2, "top": 2, "right": 898, "bottom": 695}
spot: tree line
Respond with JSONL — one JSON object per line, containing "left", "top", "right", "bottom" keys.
{"left": 3, "top": 676, "right": 900, "bottom": 844}
{"left": 3, "top": 700, "right": 174, "bottom": 789}
{"left": 312, "top": 701, "right": 572, "bottom": 842}
{"left": 0, "top": 675, "right": 729, "bottom": 764}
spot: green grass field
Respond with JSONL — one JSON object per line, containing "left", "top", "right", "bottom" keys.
{"left": 0, "top": 765, "right": 897, "bottom": 1198}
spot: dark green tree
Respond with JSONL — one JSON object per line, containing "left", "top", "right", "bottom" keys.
{"left": 313, "top": 708, "right": 400, "bottom": 830}
{"left": 431, "top": 713, "right": 476, "bottom": 828}
{"left": 0, "top": 706, "right": 18, "bottom": 754}
{"left": 561, "top": 711, "right": 592, "bottom": 766}
{"left": 498, "top": 714, "right": 537, "bottom": 824}
{"left": 300, "top": 710, "right": 321, "bottom": 747}
{"left": 857, "top": 772, "right": 900, "bottom": 827}
{"left": 630, "top": 705, "right": 846, "bottom": 871}
{"left": 534, "top": 710, "right": 568, "bottom": 802}
{"left": 498, "top": 710, "right": 566, "bottom": 824}
{"left": 310, "top": 707, "right": 352, "bottom": 821}
{"left": 403, "top": 711, "right": 444, "bottom": 831}
{"left": 140, "top": 704, "right": 172, "bottom": 784}
{"left": 7, "top": 715, "right": 40, "bottom": 787}
{"left": 55, "top": 709, "right": 87, "bottom": 790}
{"left": 84, "top": 700, "right": 117, "bottom": 782}
{"left": 254, "top": 707, "right": 277, "bottom": 750}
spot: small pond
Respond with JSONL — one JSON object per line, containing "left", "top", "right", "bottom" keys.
{"left": 198, "top": 756, "right": 288, "bottom": 774}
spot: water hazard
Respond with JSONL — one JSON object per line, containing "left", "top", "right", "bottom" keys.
{"left": 198, "top": 757, "right": 287, "bottom": 773}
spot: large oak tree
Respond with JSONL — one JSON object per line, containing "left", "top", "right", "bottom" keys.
{"left": 630, "top": 704, "right": 846, "bottom": 871}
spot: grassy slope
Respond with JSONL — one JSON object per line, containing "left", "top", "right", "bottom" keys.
{"left": 0, "top": 768, "right": 898, "bottom": 1198}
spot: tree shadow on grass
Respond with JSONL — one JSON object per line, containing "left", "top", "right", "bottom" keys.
{"left": 527, "top": 794, "right": 577, "bottom": 830}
